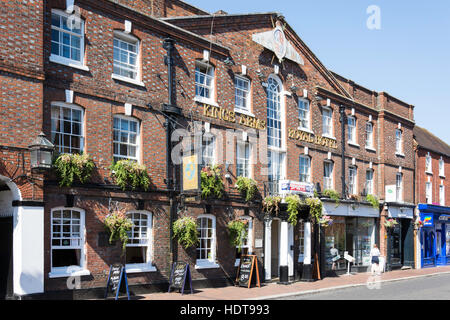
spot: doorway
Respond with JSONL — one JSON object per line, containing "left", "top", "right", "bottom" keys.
{"left": 0, "top": 217, "right": 13, "bottom": 299}
{"left": 271, "top": 219, "right": 280, "bottom": 278}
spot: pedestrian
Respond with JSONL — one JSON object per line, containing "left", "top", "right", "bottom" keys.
{"left": 370, "top": 244, "right": 381, "bottom": 275}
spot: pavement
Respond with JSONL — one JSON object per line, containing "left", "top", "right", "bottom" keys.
{"left": 136, "top": 265, "right": 450, "bottom": 300}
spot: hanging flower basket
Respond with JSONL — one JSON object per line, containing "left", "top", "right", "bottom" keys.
{"left": 54, "top": 153, "right": 95, "bottom": 187}
{"left": 102, "top": 212, "right": 134, "bottom": 256}
{"left": 384, "top": 218, "right": 398, "bottom": 229}
{"left": 201, "top": 165, "right": 225, "bottom": 199}
{"left": 110, "top": 160, "right": 151, "bottom": 191}
{"left": 235, "top": 176, "right": 258, "bottom": 202}
{"left": 227, "top": 219, "right": 248, "bottom": 252}
{"left": 319, "top": 215, "right": 333, "bottom": 228}
{"left": 262, "top": 195, "right": 282, "bottom": 216}
{"left": 173, "top": 217, "right": 199, "bottom": 249}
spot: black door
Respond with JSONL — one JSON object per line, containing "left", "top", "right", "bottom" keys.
{"left": 388, "top": 223, "right": 402, "bottom": 269}
{"left": 0, "top": 217, "right": 13, "bottom": 299}
{"left": 401, "top": 219, "right": 414, "bottom": 268}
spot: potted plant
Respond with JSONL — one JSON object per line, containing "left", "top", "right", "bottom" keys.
{"left": 366, "top": 194, "right": 380, "bottom": 210}
{"left": 110, "top": 159, "right": 151, "bottom": 191}
{"left": 322, "top": 189, "right": 340, "bottom": 207}
{"left": 384, "top": 218, "right": 398, "bottom": 229}
{"left": 201, "top": 165, "right": 225, "bottom": 199}
{"left": 54, "top": 153, "right": 95, "bottom": 187}
{"left": 102, "top": 212, "right": 134, "bottom": 256}
{"left": 173, "top": 217, "right": 199, "bottom": 249}
{"left": 262, "top": 195, "right": 282, "bottom": 216}
{"left": 235, "top": 176, "right": 258, "bottom": 202}
{"left": 227, "top": 219, "right": 248, "bottom": 252}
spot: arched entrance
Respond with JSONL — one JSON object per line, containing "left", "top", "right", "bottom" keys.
{"left": 0, "top": 176, "right": 21, "bottom": 299}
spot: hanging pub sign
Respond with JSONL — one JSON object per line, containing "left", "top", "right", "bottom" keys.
{"left": 168, "top": 261, "right": 193, "bottom": 295}
{"left": 236, "top": 255, "right": 260, "bottom": 288}
{"left": 202, "top": 104, "right": 266, "bottom": 130}
{"left": 104, "top": 263, "right": 130, "bottom": 300}
{"left": 181, "top": 153, "right": 200, "bottom": 194}
{"left": 288, "top": 128, "right": 338, "bottom": 149}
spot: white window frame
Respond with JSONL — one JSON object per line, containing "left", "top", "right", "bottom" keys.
{"left": 396, "top": 173, "right": 403, "bottom": 202}
{"left": 322, "top": 107, "right": 333, "bottom": 138}
{"left": 298, "top": 98, "right": 311, "bottom": 132}
{"left": 266, "top": 75, "right": 285, "bottom": 150}
{"left": 49, "top": 207, "right": 89, "bottom": 278}
{"left": 236, "top": 140, "right": 252, "bottom": 178}
{"left": 440, "top": 185, "right": 445, "bottom": 206}
{"left": 439, "top": 157, "right": 445, "bottom": 177}
{"left": 366, "top": 169, "right": 374, "bottom": 195}
{"left": 125, "top": 211, "right": 156, "bottom": 273}
{"left": 365, "top": 121, "right": 374, "bottom": 149}
{"left": 268, "top": 150, "right": 286, "bottom": 195}
{"left": 426, "top": 182, "right": 432, "bottom": 204}
{"left": 395, "top": 129, "right": 403, "bottom": 155}
{"left": 50, "top": 9, "right": 88, "bottom": 71}
{"left": 194, "top": 61, "right": 216, "bottom": 105}
{"left": 201, "top": 133, "right": 216, "bottom": 168}
{"left": 323, "top": 161, "right": 334, "bottom": 190}
{"left": 234, "top": 75, "right": 251, "bottom": 114}
{"left": 113, "top": 115, "right": 140, "bottom": 163}
{"left": 299, "top": 155, "right": 311, "bottom": 183}
{"left": 196, "top": 214, "right": 219, "bottom": 269}
{"left": 112, "top": 31, "right": 144, "bottom": 86}
{"left": 234, "top": 216, "right": 253, "bottom": 267}
{"left": 348, "top": 166, "right": 357, "bottom": 195}
{"left": 426, "top": 153, "right": 433, "bottom": 174}
{"left": 347, "top": 116, "right": 357, "bottom": 145}
{"left": 51, "top": 102, "right": 84, "bottom": 154}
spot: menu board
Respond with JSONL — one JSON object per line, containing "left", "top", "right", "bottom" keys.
{"left": 104, "top": 263, "right": 130, "bottom": 300}
{"left": 168, "top": 262, "right": 193, "bottom": 295}
{"left": 236, "top": 255, "right": 260, "bottom": 288}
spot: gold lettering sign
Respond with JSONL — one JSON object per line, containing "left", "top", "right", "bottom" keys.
{"left": 288, "top": 128, "right": 338, "bottom": 149}
{"left": 202, "top": 104, "right": 265, "bottom": 130}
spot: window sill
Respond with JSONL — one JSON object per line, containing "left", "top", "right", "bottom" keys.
{"left": 195, "top": 261, "right": 220, "bottom": 270}
{"left": 49, "top": 268, "right": 90, "bottom": 279}
{"left": 348, "top": 141, "right": 360, "bottom": 148}
{"left": 194, "top": 96, "right": 219, "bottom": 107}
{"left": 49, "top": 54, "right": 89, "bottom": 71}
{"left": 439, "top": 174, "right": 446, "bottom": 179}
{"left": 111, "top": 74, "right": 145, "bottom": 87}
{"left": 322, "top": 134, "right": 336, "bottom": 140}
{"left": 297, "top": 127, "right": 314, "bottom": 135}
{"left": 234, "top": 108, "right": 255, "bottom": 118}
{"left": 125, "top": 264, "right": 157, "bottom": 274}
{"left": 425, "top": 171, "right": 433, "bottom": 175}
{"left": 395, "top": 152, "right": 405, "bottom": 158}
{"left": 365, "top": 146, "right": 377, "bottom": 152}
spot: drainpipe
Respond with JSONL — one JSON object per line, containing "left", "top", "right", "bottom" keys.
{"left": 339, "top": 105, "right": 346, "bottom": 198}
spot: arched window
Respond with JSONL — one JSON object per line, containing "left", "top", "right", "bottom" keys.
{"left": 50, "top": 207, "right": 88, "bottom": 277}
{"left": 125, "top": 211, "right": 156, "bottom": 273}
{"left": 196, "top": 215, "right": 219, "bottom": 269}
{"left": 267, "top": 76, "right": 282, "bottom": 148}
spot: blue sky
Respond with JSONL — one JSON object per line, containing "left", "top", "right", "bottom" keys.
{"left": 188, "top": 0, "right": 450, "bottom": 144}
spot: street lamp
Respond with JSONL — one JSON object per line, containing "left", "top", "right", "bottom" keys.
{"left": 29, "top": 132, "right": 55, "bottom": 172}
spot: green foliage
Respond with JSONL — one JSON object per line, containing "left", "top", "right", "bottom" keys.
{"left": 200, "top": 165, "right": 225, "bottom": 199}
{"left": 322, "top": 189, "right": 341, "bottom": 206}
{"left": 235, "top": 176, "right": 258, "bottom": 202}
{"left": 227, "top": 219, "right": 248, "bottom": 252}
{"left": 366, "top": 194, "right": 380, "bottom": 210}
{"left": 173, "top": 217, "right": 199, "bottom": 249}
{"left": 54, "top": 153, "right": 95, "bottom": 187}
{"left": 103, "top": 212, "right": 134, "bottom": 256}
{"left": 262, "top": 195, "right": 282, "bottom": 216}
{"left": 306, "top": 197, "right": 323, "bottom": 224}
{"left": 285, "top": 194, "right": 302, "bottom": 226}
{"left": 110, "top": 160, "right": 150, "bottom": 191}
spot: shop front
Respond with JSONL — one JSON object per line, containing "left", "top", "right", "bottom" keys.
{"left": 322, "top": 200, "right": 379, "bottom": 275}
{"left": 419, "top": 204, "right": 450, "bottom": 268}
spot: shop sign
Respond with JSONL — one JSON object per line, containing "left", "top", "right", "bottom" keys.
{"left": 439, "top": 215, "right": 450, "bottom": 221}
{"left": 288, "top": 128, "right": 338, "bottom": 149}
{"left": 202, "top": 104, "right": 266, "bottom": 130}
{"left": 422, "top": 215, "right": 434, "bottom": 227}
{"left": 279, "top": 180, "right": 315, "bottom": 196}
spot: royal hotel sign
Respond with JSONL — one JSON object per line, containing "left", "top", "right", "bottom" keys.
{"left": 288, "top": 128, "right": 338, "bottom": 149}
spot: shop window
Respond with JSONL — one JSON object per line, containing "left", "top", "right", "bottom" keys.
{"left": 113, "top": 116, "right": 140, "bottom": 163}
{"left": 325, "top": 217, "right": 346, "bottom": 271}
{"left": 236, "top": 141, "right": 251, "bottom": 178}
{"left": 322, "top": 107, "right": 333, "bottom": 137}
{"left": 196, "top": 215, "right": 218, "bottom": 269}
{"left": 298, "top": 98, "right": 310, "bottom": 131}
{"left": 125, "top": 212, "right": 152, "bottom": 269}
{"left": 195, "top": 61, "right": 215, "bottom": 103}
{"left": 51, "top": 208, "right": 85, "bottom": 274}
{"left": 234, "top": 76, "right": 251, "bottom": 113}
{"left": 113, "top": 31, "right": 140, "bottom": 81}
{"left": 323, "top": 161, "right": 334, "bottom": 190}
{"left": 51, "top": 102, "right": 84, "bottom": 154}
{"left": 234, "top": 217, "right": 253, "bottom": 266}
{"left": 299, "top": 155, "right": 311, "bottom": 183}
{"left": 50, "top": 9, "right": 85, "bottom": 67}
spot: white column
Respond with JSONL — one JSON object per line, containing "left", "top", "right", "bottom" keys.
{"left": 288, "top": 224, "right": 294, "bottom": 276}
{"left": 264, "top": 219, "right": 272, "bottom": 280}
{"left": 280, "top": 220, "right": 289, "bottom": 267}
{"left": 13, "top": 206, "right": 44, "bottom": 296}
{"left": 303, "top": 222, "right": 312, "bottom": 265}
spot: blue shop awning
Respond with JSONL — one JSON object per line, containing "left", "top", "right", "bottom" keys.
{"left": 418, "top": 204, "right": 450, "bottom": 214}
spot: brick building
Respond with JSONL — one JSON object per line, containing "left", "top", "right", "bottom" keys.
{"left": 414, "top": 126, "right": 450, "bottom": 268}
{"left": 0, "top": 0, "right": 417, "bottom": 299}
